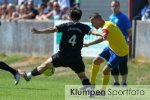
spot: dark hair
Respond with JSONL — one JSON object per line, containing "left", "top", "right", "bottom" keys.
{"left": 89, "top": 12, "right": 102, "bottom": 20}
{"left": 70, "top": 7, "right": 82, "bottom": 20}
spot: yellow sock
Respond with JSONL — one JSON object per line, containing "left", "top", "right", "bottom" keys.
{"left": 90, "top": 63, "right": 101, "bottom": 85}
{"left": 101, "top": 73, "right": 110, "bottom": 90}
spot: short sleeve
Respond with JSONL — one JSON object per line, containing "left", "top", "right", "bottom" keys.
{"left": 83, "top": 24, "right": 91, "bottom": 35}
{"left": 103, "top": 25, "right": 109, "bottom": 30}
{"left": 123, "top": 16, "right": 131, "bottom": 30}
{"left": 56, "top": 23, "right": 67, "bottom": 32}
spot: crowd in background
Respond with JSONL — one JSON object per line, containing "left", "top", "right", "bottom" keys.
{"left": 141, "top": 0, "right": 150, "bottom": 20}
{"left": 0, "top": 0, "right": 149, "bottom": 21}
{"left": 132, "top": 0, "right": 150, "bottom": 20}
{"left": 0, "top": 0, "right": 75, "bottom": 20}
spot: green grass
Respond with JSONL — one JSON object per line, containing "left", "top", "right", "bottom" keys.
{"left": 0, "top": 53, "right": 25, "bottom": 64}
{"left": 0, "top": 55, "right": 150, "bottom": 100}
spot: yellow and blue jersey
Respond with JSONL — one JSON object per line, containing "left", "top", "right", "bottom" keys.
{"left": 102, "top": 21, "right": 128, "bottom": 56}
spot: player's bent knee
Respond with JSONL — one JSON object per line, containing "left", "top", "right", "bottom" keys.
{"left": 103, "top": 70, "right": 109, "bottom": 75}
{"left": 103, "top": 67, "right": 111, "bottom": 75}
{"left": 93, "top": 57, "right": 104, "bottom": 65}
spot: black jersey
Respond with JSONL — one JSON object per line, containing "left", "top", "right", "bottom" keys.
{"left": 56, "top": 22, "right": 91, "bottom": 56}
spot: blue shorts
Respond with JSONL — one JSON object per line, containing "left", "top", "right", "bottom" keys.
{"left": 99, "top": 47, "right": 128, "bottom": 69}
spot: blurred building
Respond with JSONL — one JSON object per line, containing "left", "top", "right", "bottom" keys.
{"left": 0, "top": 0, "right": 17, "bottom": 4}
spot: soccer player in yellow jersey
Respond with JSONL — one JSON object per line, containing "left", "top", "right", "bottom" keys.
{"left": 84, "top": 13, "right": 128, "bottom": 91}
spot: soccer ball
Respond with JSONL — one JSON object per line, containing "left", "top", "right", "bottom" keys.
{"left": 43, "top": 67, "right": 55, "bottom": 76}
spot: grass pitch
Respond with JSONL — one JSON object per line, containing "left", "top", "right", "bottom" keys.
{"left": 0, "top": 54, "right": 150, "bottom": 100}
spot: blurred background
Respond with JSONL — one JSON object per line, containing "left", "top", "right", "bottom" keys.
{"left": 0, "top": 0, "right": 150, "bottom": 61}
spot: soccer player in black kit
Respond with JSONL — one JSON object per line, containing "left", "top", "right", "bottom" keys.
{"left": 18, "top": 7, "right": 101, "bottom": 87}
{"left": 0, "top": 62, "right": 20, "bottom": 85}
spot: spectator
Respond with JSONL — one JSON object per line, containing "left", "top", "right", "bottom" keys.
{"left": 14, "top": 1, "right": 39, "bottom": 20}
{"left": 141, "top": 0, "right": 150, "bottom": 20}
{"left": 36, "top": 3, "right": 47, "bottom": 20}
{"left": 42, "top": 1, "right": 62, "bottom": 20}
{"left": 0, "top": 5, "right": 2, "bottom": 18}
{"left": 1, "top": 4, "right": 7, "bottom": 19}
{"left": 44, "top": 0, "right": 54, "bottom": 13}
{"left": 18, "top": 4, "right": 27, "bottom": 17}
{"left": 109, "top": 0, "right": 132, "bottom": 86}
{"left": 58, "top": 0, "right": 70, "bottom": 15}
{"left": 11, "top": 5, "right": 20, "bottom": 19}
{"left": 22, "top": 1, "right": 29, "bottom": 14}
{"left": 5, "top": 3, "right": 16, "bottom": 20}
{"left": 26, "top": 1, "right": 39, "bottom": 19}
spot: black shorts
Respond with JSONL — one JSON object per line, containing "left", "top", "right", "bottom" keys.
{"left": 51, "top": 52, "right": 85, "bottom": 73}
{"left": 111, "top": 57, "right": 128, "bottom": 75}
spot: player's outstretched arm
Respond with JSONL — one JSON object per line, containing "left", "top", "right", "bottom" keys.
{"left": 84, "top": 29, "right": 108, "bottom": 47}
{"left": 90, "top": 29, "right": 103, "bottom": 37}
{"left": 30, "top": 27, "right": 57, "bottom": 34}
{"left": 84, "top": 38, "right": 104, "bottom": 47}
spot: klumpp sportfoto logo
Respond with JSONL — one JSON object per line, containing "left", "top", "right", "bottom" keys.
{"left": 70, "top": 87, "right": 106, "bottom": 96}
{"left": 65, "top": 85, "right": 150, "bottom": 100}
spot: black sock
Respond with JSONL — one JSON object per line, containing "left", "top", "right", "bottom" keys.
{"left": 82, "top": 78, "right": 91, "bottom": 85}
{"left": 0, "top": 61, "right": 17, "bottom": 76}
{"left": 31, "top": 67, "right": 41, "bottom": 76}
